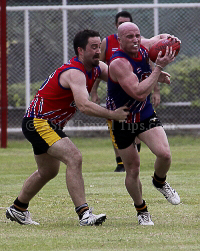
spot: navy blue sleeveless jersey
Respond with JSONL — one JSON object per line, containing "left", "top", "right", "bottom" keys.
{"left": 106, "top": 46, "right": 154, "bottom": 123}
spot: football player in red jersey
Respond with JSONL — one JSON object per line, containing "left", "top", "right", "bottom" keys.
{"left": 107, "top": 22, "right": 180, "bottom": 225}
{"left": 91, "top": 11, "right": 161, "bottom": 172}
{"left": 6, "top": 30, "right": 129, "bottom": 226}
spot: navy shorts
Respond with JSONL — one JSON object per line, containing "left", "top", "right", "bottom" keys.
{"left": 108, "top": 112, "right": 162, "bottom": 149}
{"left": 22, "top": 117, "right": 67, "bottom": 155}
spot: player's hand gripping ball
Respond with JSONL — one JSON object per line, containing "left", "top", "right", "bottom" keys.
{"left": 149, "top": 38, "right": 181, "bottom": 63}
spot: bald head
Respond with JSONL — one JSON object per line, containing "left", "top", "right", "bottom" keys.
{"left": 117, "top": 22, "right": 141, "bottom": 57}
{"left": 118, "top": 22, "right": 140, "bottom": 38}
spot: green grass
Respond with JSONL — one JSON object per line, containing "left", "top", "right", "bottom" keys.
{"left": 0, "top": 136, "right": 200, "bottom": 251}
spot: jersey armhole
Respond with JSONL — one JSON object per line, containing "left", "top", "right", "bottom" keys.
{"left": 58, "top": 67, "right": 84, "bottom": 90}
{"left": 108, "top": 69, "right": 118, "bottom": 84}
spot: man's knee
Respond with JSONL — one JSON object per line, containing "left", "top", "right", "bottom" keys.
{"left": 38, "top": 168, "right": 59, "bottom": 181}
{"left": 73, "top": 150, "right": 82, "bottom": 165}
{"left": 158, "top": 147, "right": 171, "bottom": 162}
{"left": 125, "top": 161, "right": 140, "bottom": 179}
{"left": 67, "top": 150, "right": 82, "bottom": 167}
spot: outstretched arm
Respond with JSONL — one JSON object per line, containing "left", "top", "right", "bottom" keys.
{"left": 60, "top": 69, "right": 129, "bottom": 121}
{"left": 141, "top": 34, "right": 180, "bottom": 51}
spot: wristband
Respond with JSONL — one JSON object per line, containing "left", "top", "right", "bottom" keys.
{"left": 155, "top": 64, "right": 163, "bottom": 70}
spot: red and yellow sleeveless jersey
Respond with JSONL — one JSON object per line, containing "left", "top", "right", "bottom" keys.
{"left": 105, "top": 34, "right": 120, "bottom": 65}
{"left": 25, "top": 56, "right": 101, "bottom": 127}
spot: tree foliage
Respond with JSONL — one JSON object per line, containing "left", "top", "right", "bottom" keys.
{"left": 160, "top": 55, "right": 200, "bottom": 104}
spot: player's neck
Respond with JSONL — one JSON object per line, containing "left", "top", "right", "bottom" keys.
{"left": 123, "top": 50, "right": 139, "bottom": 59}
{"left": 78, "top": 56, "right": 93, "bottom": 72}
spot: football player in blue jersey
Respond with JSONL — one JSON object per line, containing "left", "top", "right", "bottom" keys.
{"left": 107, "top": 22, "right": 181, "bottom": 225}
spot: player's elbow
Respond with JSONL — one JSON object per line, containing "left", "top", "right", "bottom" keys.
{"left": 133, "top": 93, "right": 146, "bottom": 102}
{"left": 76, "top": 100, "right": 91, "bottom": 115}
{"left": 138, "top": 95, "right": 147, "bottom": 102}
{"left": 77, "top": 103, "right": 87, "bottom": 114}
{"left": 129, "top": 88, "right": 147, "bottom": 101}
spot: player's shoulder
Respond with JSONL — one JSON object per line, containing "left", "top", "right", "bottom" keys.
{"left": 110, "top": 56, "right": 130, "bottom": 70}
{"left": 61, "top": 63, "right": 85, "bottom": 82}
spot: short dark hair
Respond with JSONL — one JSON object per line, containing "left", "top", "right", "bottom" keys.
{"left": 73, "top": 29, "right": 100, "bottom": 56}
{"left": 115, "top": 11, "right": 133, "bottom": 25}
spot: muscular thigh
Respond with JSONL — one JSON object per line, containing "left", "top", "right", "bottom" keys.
{"left": 34, "top": 153, "right": 60, "bottom": 177}
{"left": 47, "top": 137, "right": 82, "bottom": 166}
{"left": 138, "top": 126, "right": 170, "bottom": 156}
{"left": 109, "top": 120, "right": 136, "bottom": 149}
{"left": 118, "top": 143, "right": 140, "bottom": 170}
{"left": 22, "top": 117, "right": 67, "bottom": 155}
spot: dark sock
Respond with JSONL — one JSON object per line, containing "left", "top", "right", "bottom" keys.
{"left": 75, "top": 203, "right": 89, "bottom": 220}
{"left": 134, "top": 200, "right": 148, "bottom": 216}
{"left": 13, "top": 197, "right": 29, "bottom": 212}
{"left": 116, "top": 156, "right": 123, "bottom": 166}
{"left": 152, "top": 172, "right": 166, "bottom": 188}
{"left": 136, "top": 143, "right": 141, "bottom": 153}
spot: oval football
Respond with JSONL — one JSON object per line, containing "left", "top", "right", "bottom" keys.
{"left": 149, "top": 38, "right": 180, "bottom": 63}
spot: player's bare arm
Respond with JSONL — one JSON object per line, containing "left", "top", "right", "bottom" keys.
{"left": 141, "top": 34, "right": 180, "bottom": 51}
{"left": 109, "top": 47, "right": 175, "bottom": 101}
{"left": 90, "top": 60, "right": 108, "bottom": 103}
{"left": 90, "top": 79, "right": 101, "bottom": 104}
{"left": 90, "top": 39, "right": 107, "bottom": 103}
{"left": 109, "top": 58, "right": 158, "bottom": 101}
{"left": 100, "top": 38, "right": 107, "bottom": 62}
{"left": 60, "top": 69, "right": 128, "bottom": 121}
{"left": 148, "top": 60, "right": 160, "bottom": 107}
{"left": 151, "top": 71, "right": 171, "bottom": 107}
{"left": 98, "top": 61, "right": 108, "bottom": 82}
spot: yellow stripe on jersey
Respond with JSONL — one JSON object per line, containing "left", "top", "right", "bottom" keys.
{"left": 107, "top": 120, "right": 118, "bottom": 149}
{"left": 33, "top": 118, "right": 61, "bottom": 146}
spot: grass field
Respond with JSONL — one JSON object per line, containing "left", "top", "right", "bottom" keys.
{"left": 0, "top": 136, "right": 199, "bottom": 251}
